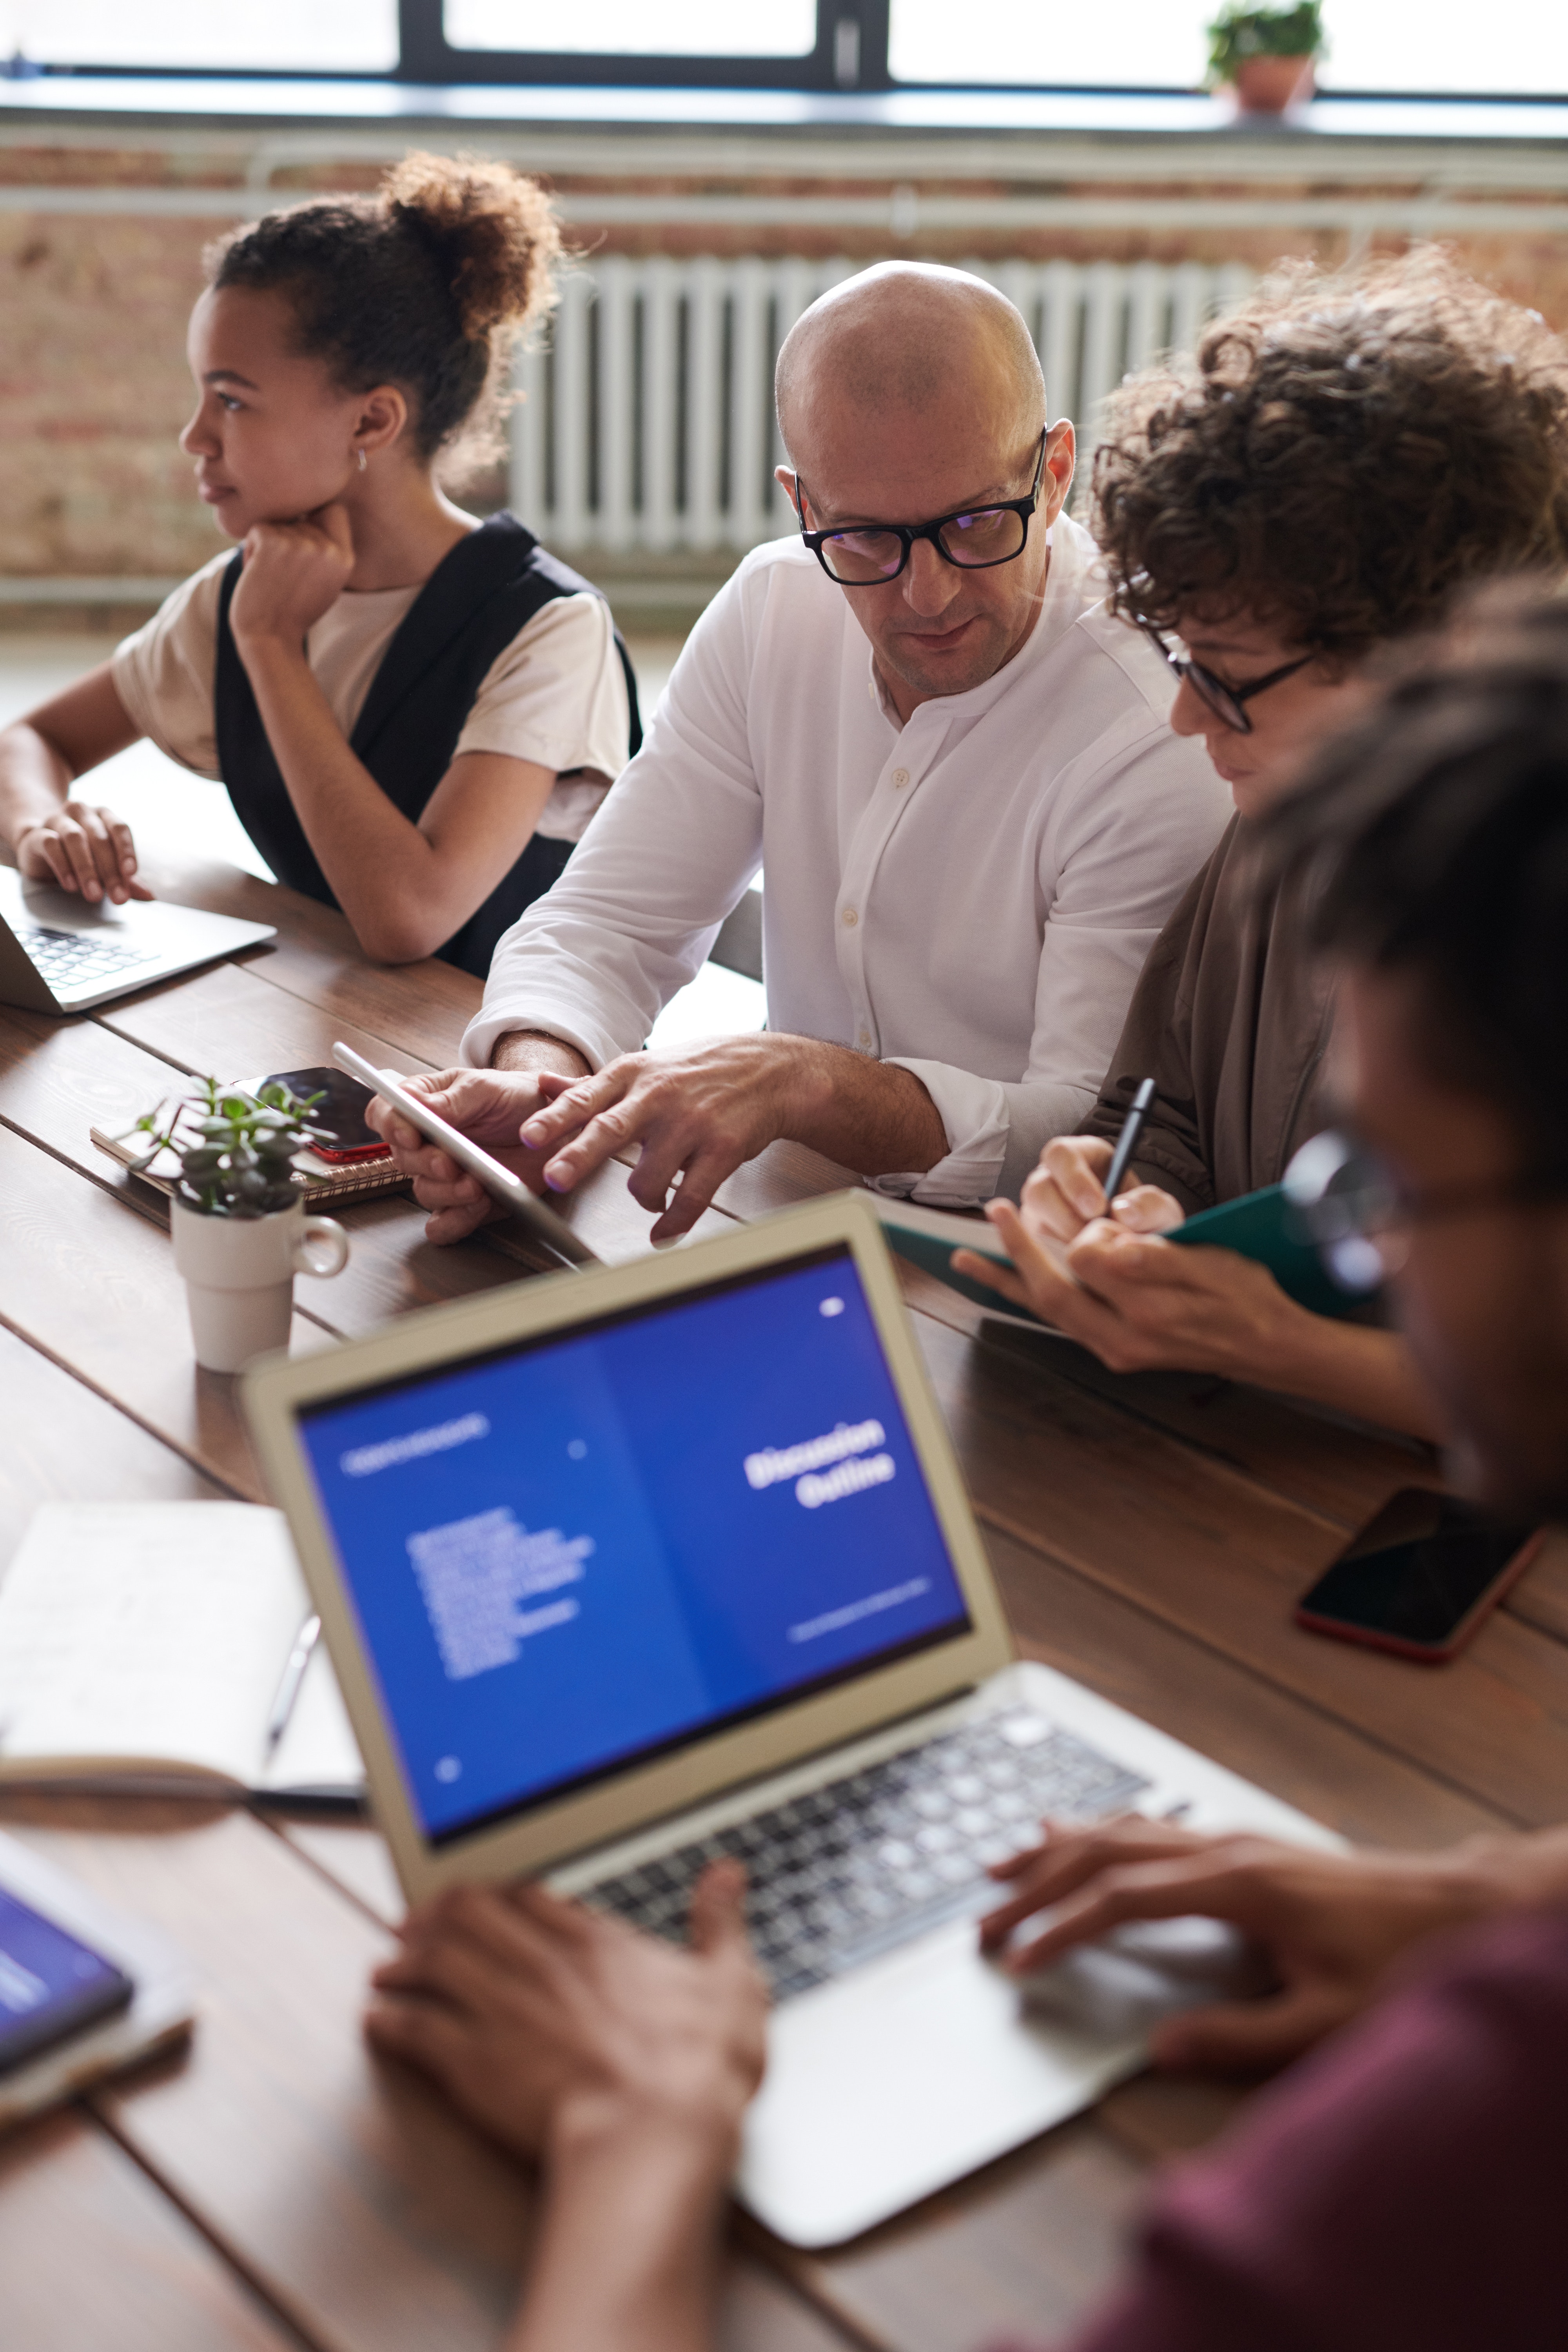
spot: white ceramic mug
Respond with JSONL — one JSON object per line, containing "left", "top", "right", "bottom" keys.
{"left": 171, "top": 1195, "right": 349, "bottom": 1374}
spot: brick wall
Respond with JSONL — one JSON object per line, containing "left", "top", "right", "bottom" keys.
{"left": 5, "top": 119, "right": 1568, "bottom": 598}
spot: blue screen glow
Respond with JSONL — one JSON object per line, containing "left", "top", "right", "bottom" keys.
{"left": 298, "top": 1248, "right": 969, "bottom": 1843}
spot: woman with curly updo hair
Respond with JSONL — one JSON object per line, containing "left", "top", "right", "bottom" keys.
{"left": 954, "top": 249, "right": 1568, "bottom": 1438}
{"left": 0, "top": 153, "right": 637, "bottom": 975}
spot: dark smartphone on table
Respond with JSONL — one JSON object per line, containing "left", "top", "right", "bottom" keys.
{"left": 260, "top": 1066, "right": 389, "bottom": 1163}
{"left": 0, "top": 1887, "right": 135, "bottom": 2075}
{"left": 1296, "top": 1488, "right": 1543, "bottom": 1663}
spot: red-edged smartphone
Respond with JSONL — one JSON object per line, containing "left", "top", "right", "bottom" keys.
{"left": 1296, "top": 1488, "right": 1543, "bottom": 1663}
{"left": 260, "top": 1067, "right": 391, "bottom": 1164}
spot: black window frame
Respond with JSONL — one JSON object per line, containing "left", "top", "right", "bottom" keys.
{"left": 397, "top": 0, "right": 890, "bottom": 91}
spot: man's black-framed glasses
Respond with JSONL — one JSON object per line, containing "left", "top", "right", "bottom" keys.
{"left": 1283, "top": 1128, "right": 1568, "bottom": 1296}
{"left": 1139, "top": 623, "right": 1316, "bottom": 734}
{"left": 795, "top": 431, "right": 1049, "bottom": 586}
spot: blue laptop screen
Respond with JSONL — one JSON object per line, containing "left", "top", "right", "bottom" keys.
{"left": 297, "top": 1246, "right": 971, "bottom": 1844}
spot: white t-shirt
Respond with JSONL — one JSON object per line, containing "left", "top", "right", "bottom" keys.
{"left": 111, "top": 549, "right": 632, "bottom": 843}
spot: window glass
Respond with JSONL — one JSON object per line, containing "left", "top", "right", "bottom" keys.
{"left": 20, "top": 0, "right": 397, "bottom": 71}
{"left": 445, "top": 0, "right": 817, "bottom": 58}
{"left": 888, "top": 0, "right": 1568, "bottom": 96}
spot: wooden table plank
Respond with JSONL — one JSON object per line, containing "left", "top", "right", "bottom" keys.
{"left": 913, "top": 1308, "right": 1568, "bottom": 1828}
{"left": 985, "top": 1522, "right": 1506, "bottom": 1847}
{"left": 94, "top": 957, "right": 442, "bottom": 1093}
{"left": 894, "top": 1258, "right": 1443, "bottom": 1527}
{"left": 0, "top": 2105, "right": 308, "bottom": 2352}
{"left": 135, "top": 851, "right": 483, "bottom": 1071}
{"left": 0, "top": 1318, "right": 229, "bottom": 1555}
{"left": 0, "top": 1127, "right": 332, "bottom": 1500}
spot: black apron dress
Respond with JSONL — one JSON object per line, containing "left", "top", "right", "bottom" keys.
{"left": 212, "top": 512, "right": 642, "bottom": 978}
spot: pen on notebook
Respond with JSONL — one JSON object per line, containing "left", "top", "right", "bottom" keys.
{"left": 1102, "top": 1078, "right": 1158, "bottom": 1205}
{"left": 265, "top": 1613, "right": 321, "bottom": 1755}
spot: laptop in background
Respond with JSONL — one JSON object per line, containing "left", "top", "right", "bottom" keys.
{"left": 0, "top": 867, "right": 275, "bottom": 1014}
{"left": 245, "top": 1193, "right": 1337, "bottom": 2247}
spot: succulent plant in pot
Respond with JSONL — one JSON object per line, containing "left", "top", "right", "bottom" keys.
{"left": 1206, "top": 1, "right": 1323, "bottom": 113}
{"left": 121, "top": 1079, "right": 350, "bottom": 1374}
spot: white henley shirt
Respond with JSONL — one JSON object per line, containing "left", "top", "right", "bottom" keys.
{"left": 462, "top": 515, "right": 1231, "bottom": 1205}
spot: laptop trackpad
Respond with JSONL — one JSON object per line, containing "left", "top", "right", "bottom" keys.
{"left": 737, "top": 1920, "right": 1144, "bottom": 2248}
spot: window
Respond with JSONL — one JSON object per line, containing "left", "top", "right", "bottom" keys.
{"left": 13, "top": 0, "right": 1566, "bottom": 98}
{"left": 445, "top": 1, "right": 816, "bottom": 60}
{"left": 887, "top": 0, "right": 1568, "bottom": 99}
{"left": 18, "top": 0, "right": 397, "bottom": 73}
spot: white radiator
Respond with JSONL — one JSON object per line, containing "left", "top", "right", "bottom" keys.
{"left": 509, "top": 254, "right": 1256, "bottom": 557}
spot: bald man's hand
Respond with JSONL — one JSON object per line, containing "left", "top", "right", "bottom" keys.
{"left": 513, "top": 1031, "right": 951, "bottom": 1244}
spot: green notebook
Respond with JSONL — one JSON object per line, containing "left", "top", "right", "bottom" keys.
{"left": 875, "top": 1185, "right": 1357, "bottom": 1326}
{"left": 1170, "top": 1182, "right": 1356, "bottom": 1318}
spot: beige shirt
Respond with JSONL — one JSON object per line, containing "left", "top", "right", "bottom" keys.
{"left": 112, "top": 550, "right": 632, "bottom": 842}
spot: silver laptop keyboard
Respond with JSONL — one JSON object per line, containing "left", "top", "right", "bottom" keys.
{"left": 21, "top": 925, "right": 159, "bottom": 989}
{"left": 583, "top": 1713, "right": 1151, "bottom": 2000}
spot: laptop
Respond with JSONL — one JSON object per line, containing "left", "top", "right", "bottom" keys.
{"left": 0, "top": 867, "right": 275, "bottom": 1014}
{"left": 243, "top": 1192, "right": 1338, "bottom": 2248}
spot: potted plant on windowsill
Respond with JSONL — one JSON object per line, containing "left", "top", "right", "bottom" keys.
{"left": 1206, "top": 1, "right": 1323, "bottom": 114}
{"left": 121, "top": 1079, "right": 350, "bottom": 1374}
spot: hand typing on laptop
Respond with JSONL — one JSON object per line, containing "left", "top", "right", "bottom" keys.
{"left": 15, "top": 798, "right": 151, "bottom": 906}
{"left": 978, "top": 1814, "right": 1568, "bottom": 2073}
{"left": 366, "top": 1864, "right": 766, "bottom": 2351}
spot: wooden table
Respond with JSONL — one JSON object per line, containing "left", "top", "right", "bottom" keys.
{"left": 4, "top": 847, "right": 1567, "bottom": 2352}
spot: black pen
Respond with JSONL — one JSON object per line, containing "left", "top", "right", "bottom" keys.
{"left": 1102, "top": 1078, "right": 1158, "bottom": 1204}
{"left": 265, "top": 1613, "right": 322, "bottom": 1755}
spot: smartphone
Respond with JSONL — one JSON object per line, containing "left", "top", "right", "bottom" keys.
{"left": 1296, "top": 1488, "right": 1543, "bottom": 1662}
{"left": 259, "top": 1066, "right": 389, "bottom": 1163}
{"left": 0, "top": 1886, "right": 135, "bottom": 2076}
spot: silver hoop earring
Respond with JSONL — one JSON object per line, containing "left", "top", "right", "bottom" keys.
{"left": 356, "top": 448, "right": 367, "bottom": 473}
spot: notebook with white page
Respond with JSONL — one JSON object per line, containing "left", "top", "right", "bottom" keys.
{"left": 0, "top": 1503, "right": 363, "bottom": 1804}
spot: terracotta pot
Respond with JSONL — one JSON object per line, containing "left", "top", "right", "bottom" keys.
{"left": 1230, "top": 54, "right": 1315, "bottom": 112}
{"left": 171, "top": 1194, "right": 348, "bottom": 1373}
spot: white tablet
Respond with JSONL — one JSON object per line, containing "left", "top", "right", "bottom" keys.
{"left": 332, "top": 1041, "right": 600, "bottom": 1270}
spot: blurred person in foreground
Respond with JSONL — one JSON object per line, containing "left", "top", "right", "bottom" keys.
{"left": 364, "top": 598, "right": 1568, "bottom": 2349}
{"left": 956, "top": 254, "right": 1568, "bottom": 1441}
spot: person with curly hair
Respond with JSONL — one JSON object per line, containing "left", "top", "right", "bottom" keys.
{"left": 954, "top": 251, "right": 1568, "bottom": 1438}
{"left": 0, "top": 154, "right": 637, "bottom": 975}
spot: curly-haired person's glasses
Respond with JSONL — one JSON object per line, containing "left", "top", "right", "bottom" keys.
{"left": 1139, "top": 623, "right": 1317, "bottom": 734}
{"left": 794, "top": 432, "right": 1049, "bottom": 586}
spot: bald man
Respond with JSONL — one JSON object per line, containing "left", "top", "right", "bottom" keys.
{"left": 374, "top": 264, "right": 1229, "bottom": 1242}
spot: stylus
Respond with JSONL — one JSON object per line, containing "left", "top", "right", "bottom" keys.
{"left": 1103, "top": 1077, "right": 1158, "bottom": 1204}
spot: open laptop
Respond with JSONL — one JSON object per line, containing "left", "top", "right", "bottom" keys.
{"left": 243, "top": 1192, "right": 1338, "bottom": 2248}
{"left": 0, "top": 867, "right": 275, "bottom": 1014}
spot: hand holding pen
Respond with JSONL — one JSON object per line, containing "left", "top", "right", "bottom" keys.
{"left": 991, "top": 1081, "right": 1182, "bottom": 1266}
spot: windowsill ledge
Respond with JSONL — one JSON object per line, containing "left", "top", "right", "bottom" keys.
{"left": 3, "top": 75, "right": 1567, "bottom": 152}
